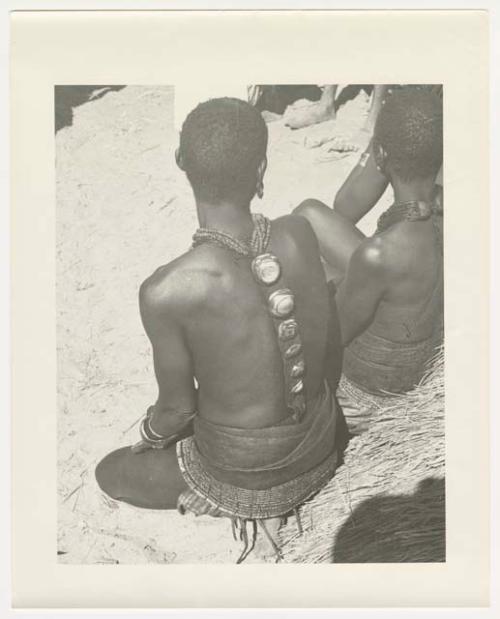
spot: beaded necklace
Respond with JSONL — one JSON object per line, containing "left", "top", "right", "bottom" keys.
{"left": 376, "top": 198, "right": 443, "bottom": 256}
{"left": 192, "top": 213, "right": 271, "bottom": 257}
{"left": 376, "top": 199, "right": 443, "bottom": 233}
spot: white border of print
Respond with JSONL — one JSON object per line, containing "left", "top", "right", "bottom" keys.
{"left": 4, "top": 0, "right": 498, "bottom": 616}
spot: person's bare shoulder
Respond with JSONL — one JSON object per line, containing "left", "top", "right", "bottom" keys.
{"left": 139, "top": 248, "right": 216, "bottom": 323}
{"left": 352, "top": 229, "right": 408, "bottom": 283}
{"left": 349, "top": 234, "right": 389, "bottom": 280}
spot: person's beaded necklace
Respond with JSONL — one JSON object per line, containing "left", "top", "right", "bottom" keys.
{"left": 193, "top": 213, "right": 271, "bottom": 257}
{"left": 192, "top": 213, "right": 307, "bottom": 423}
{"left": 376, "top": 198, "right": 443, "bottom": 255}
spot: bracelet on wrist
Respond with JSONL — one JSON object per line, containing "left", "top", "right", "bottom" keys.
{"left": 139, "top": 415, "right": 170, "bottom": 448}
{"left": 358, "top": 151, "right": 370, "bottom": 168}
{"left": 138, "top": 407, "right": 196, "bottom": 449}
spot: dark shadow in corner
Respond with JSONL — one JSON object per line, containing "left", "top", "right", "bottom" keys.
{"left": 332, "top": 476, "right": 445, "bottom": 563}
{"left": 54, "top": 85, "right": 126, "bottom": 133}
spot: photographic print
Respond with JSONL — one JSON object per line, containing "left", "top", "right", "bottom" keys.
{"left": 11, "top": 9, "right": 489, "bottom": 608}
{"left": 56, "top": 82, "right": 444, "bottom": 564}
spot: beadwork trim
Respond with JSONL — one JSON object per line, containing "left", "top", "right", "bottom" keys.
{"left": 192, "top": 213, "right": 271, "bottom": 257}
{"left": 376, "top": 199, "right": 441, "bottom": 233}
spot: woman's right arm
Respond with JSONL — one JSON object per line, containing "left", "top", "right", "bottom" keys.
{"left": 333, "top": 140, "right": 389, "bottom": 224}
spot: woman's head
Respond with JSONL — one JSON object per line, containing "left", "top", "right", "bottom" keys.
{"left": 178, "top": 97, "right": 268, "bottom": 206}
{"left": 373, "top": 87, "right": 443, "bottom": 183}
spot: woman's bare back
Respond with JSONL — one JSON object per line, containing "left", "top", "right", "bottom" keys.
{"left": 180, "top": 215, "right": 337, "bottom": 428}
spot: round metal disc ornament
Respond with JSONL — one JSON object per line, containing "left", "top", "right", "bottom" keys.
{"left": 251, "top": 253, "right": 281, "bottom": 286}
{"left": 291, "top": 401, "right": 306, "bottom": 419}
{"left": 290, "top": 380, "right": 304, "bottom": 395}
{"left": 278, "top": 319, "right": 298, "bottom": 341}
{"left": 268, "top": 289, "right": 295, "bottom": 319}
{"left": 284, "top": 342, "right": 302, "bottom": 359}
{"left": 290, "top": 360, "right": 305, "bottom": 378}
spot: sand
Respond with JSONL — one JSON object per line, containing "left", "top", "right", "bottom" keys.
{"left": 56, "top": 85, "right": 392, "bottom": 564}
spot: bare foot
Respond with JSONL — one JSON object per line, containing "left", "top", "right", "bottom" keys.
{"left": 311, "top": 134, "right": 358, "bottom": 153}
{"left": 261, "top": 110, "right": 283, "bottom": 123}
{"left": 314, "top": 136, "right": 359, "bottom": 162}
{"left": 284, "top": 101, "right": 336, "bottom": 130}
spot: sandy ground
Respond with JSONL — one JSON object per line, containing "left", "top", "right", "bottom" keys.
{"left": 56, "top": 85, "right": 393, "bottom": 564}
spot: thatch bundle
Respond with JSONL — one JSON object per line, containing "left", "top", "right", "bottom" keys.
{"left": 280, "top": 346, "right": 445, "bottom": 563}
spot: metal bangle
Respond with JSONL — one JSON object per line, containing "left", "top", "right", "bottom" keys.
{"left": 358, "top": 151, "right": 370, "bottom": 168}
{"left": 145, "top": 415, "right": 166, "bottom": 439}
{"left": 139, "top": 416, "right": 169, "bottom": 447}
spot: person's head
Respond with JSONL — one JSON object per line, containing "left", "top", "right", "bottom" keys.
{"left": 177, "top": 97, "right": 268, "bottom": 206}
{"left": 373, "top": 87, "right": 443, "bottom": 184}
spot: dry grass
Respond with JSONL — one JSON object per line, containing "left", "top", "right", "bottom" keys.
{"left": 280, "top": 346, "right": 445, "bottom": 563}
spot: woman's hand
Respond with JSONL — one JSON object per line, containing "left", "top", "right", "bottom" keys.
{"left": 131, "top": 439, "right": 155, "bottom": 454}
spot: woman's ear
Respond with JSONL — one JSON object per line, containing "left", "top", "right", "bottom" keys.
{"left": 175, "top": 147, "right": 185, "bottom": 171}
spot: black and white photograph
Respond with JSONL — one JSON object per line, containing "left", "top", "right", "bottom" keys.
{"left": 55, "top": 82, "right": 445, "bottom": 565}
{"left": 9, "top": 6, "right": 492, "bottom": 609}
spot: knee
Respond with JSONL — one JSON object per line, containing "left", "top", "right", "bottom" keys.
{"left": 293, "top": 199, "right": 328, "bottom": 224}
{"left": 95, "top": 448, "right": 127, "bottom": 500}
